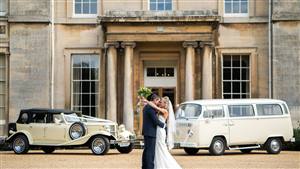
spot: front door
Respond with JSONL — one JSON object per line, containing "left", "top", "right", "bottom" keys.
{"left": 136, "top": 60, "right": 178, "bottom": 135}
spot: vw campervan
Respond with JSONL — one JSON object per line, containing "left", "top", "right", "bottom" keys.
{"left": 175, "top": 99, "right": 295, "bottom": 155}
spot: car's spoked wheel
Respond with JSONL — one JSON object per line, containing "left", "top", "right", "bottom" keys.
{"left": 209, "top": 137, "right": 226, "bottom": 156}
{"left": 69, "top": 122, "right": 86, "bottom": 140}
{"left": 12, "top": 135, "right": 29, "bottom": 154}
{"left": 90, "top": 136, "right": 109, "bottom": 155}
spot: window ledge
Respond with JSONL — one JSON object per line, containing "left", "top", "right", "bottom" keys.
{"left": 72, "top": 14, "right": 98, "bottom": 19}
{"left": 221, "top": 16, "right": 268, "bottom": 23}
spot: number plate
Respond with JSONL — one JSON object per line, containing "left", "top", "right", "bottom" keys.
{"left": 118, "top": 142, "right": 130, "bottom": 147}
{"left": 180, "top": 142, "right": 197, "bottom": 147}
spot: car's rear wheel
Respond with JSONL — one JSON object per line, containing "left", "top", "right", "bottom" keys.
{"left": 116, "top": 143, "right": 134, "bottom": 154}
{"left": 265, "top": 138, "right": 282, "bottom": 154}
{"left": 90, "top": 136, "right": 110, "bottom": 155}
{"left": 240, "top": 149, "right": 252, "bottom": 154}
{"left": 209, "top": 137, "right": 226, "bottom": 156}
{"left": 69, "top": 122, "right": 86, "bottom": 140}
{"left": 12, "top": 135, "right": 29, "bottom": 154}
{"left": 41, "top": 147, "right": 55, "bottom": 154}
{"left": 184, "top": 148, "right": 200, "bottom": 155}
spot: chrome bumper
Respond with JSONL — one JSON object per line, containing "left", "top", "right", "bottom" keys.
{"left": 290, "top": 137, "right": 296, "bottom": 143}
{"left": 110, "top": 139, "right": 135, "bottom": 144}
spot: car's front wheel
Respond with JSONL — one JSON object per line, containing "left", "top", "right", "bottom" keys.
{"left": 184, "top": 148, "right": 200, "bottom": 155}
{"left": 90, "top": 136, "right": 110, "bottom": 155}
{"left": 116, "top": 143, "right": 134, "bottom": 154}
{"left": 41, "top": 147, "right": 55, "bottom": 154}
{"left": 12, "top": 135, "right": 29, "bottom": 154}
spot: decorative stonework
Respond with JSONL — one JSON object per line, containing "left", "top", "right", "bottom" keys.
{"left": 99, "top": 11, "right": 220, "bottom": 24}
{"left": 121, "top": 42, "right": 136, "bottom": 48}
{"left": 104, "top": 42, "right": 119, "bottom": 48}
{"left": 0, "top": 25, "right": 5, "bottom": 34}
{"left": 183, "top": 41, "right": 198, "bottom": 48}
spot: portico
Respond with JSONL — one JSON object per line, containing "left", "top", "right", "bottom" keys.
{"left": 99, "top": 12, "right": 219, "bottom": 134}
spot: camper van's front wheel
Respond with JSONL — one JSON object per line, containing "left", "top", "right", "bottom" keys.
{"left": 184, "top": 148, "right": 199, "bottom": 155}
{"left": 209, "top": 137, "right": 226, "bottom": 156}
{"left": 266, "top": 138, "right": 282, "bottom": 154}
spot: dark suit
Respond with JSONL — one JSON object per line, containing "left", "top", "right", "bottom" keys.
{"left": 142, "top": 104, "right": 165, "bottom": 169}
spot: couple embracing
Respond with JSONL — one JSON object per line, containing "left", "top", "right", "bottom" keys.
{"left": 142, "top": 93, "right": 182, "bottom": 169}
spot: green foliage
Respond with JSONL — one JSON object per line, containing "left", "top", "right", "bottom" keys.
{"left": 137, "top": 87, "right": 152, "bottom": 98}
{"left": 285, "top": 120, "right": 300, "bottom": 151}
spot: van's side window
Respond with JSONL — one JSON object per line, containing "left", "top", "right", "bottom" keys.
{"left": 203, "top": 106, "right": 224, "bottom": 118}
{"left": 228, "top": 105, "right": 254, "bottom": 117}
{"left": 257, "top": 104, "right": 283, "bottom": 116}
{"left": 176, "top": 104, "right": 202, "bottom": 119}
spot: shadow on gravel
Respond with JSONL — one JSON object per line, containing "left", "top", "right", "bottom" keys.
{"left": 1, "top": 151, "right": 122, "bottom": 156}
{"left": 172, "top": 151, "right": 268, "bottom": 156}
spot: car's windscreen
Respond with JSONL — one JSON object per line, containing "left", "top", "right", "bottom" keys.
{"left": 176, "top": 104, "right": 202, "bottom": 119}
{"left": 64, "top": 113, "right": 81, "bottom": 123}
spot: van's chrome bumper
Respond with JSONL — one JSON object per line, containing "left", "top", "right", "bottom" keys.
{"left": 177, "top": 142, "right": 198, "bottom": 148}
{"left": 290, "top": 137, "right": 296, "bottom": 142}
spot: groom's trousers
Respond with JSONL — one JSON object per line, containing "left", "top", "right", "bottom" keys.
{"left": 142, "top": 136, "right": 156, "bottom": 169}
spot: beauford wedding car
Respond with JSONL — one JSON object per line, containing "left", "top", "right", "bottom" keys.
{"left": 6, "top": 109, "right": 135, "bottom": 155}
{"left": 175, "top": 99, "right": 295, "bottom": 155}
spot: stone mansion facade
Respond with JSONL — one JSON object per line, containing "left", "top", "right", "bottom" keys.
{"left": 0, "top": 0, "right": 299, "bottom": 135}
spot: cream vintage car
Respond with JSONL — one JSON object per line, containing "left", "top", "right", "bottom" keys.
{"left": 6, "top": 109, "right": 135, "bottom": 155}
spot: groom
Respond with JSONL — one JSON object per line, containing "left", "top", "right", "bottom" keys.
{"left": 142, "top": 93, "right": 166, "bottom": 169}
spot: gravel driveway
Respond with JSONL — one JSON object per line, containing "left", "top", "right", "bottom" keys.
{"left": 0, "top": 149, "right": 299, "bottom": 169}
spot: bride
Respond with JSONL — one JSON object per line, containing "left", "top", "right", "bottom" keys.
{"left": 143, "top": 96, "right": 182, "bottom": 169}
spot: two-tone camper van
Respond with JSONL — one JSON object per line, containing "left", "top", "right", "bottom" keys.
{"left": 175, "top": 99, "right": 295, "bottom": 155}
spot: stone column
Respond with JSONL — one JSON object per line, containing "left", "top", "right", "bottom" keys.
{"left": 183, "top": 41, "right": 198, "bottom": 101}
{"left": 105, "top": 42, "right": 119, "bottom": 122}
{"left": 202, "top": 43, "right": 213, "bottom": 99}
{"left": 121, "top": 42, "right": 136, "bottom": 132}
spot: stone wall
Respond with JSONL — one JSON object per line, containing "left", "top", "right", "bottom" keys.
{"left": 273, "top": 0, "right": 300, "bottom": 20}
{"left": 9, "top": 0, "right": 50, "bottom": 21}
{"left": 273, "top": 21, "right": 300, "bottom": 128}
{"left": 218, "top": 23, "right": 269, "bottom": 98}
{"left": 9, "top": 23, "right": 50, "bottom": 122}
{"left": 54, "top": 24, "right": 101, "bottom": 109}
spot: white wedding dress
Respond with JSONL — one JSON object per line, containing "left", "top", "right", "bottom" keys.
{"left": 154, "top": 115, "right": 182, "bottom": 169}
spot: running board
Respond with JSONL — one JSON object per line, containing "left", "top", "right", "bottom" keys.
{"left": 229, "top": 145, "right": 261, "bottom": 150}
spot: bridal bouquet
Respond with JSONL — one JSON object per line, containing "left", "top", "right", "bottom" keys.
{"left": 137, "top": 87, "right": 152, "bottom": 98}
{"left": 136, "top": 87, "right": 152, "bottom": 113}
